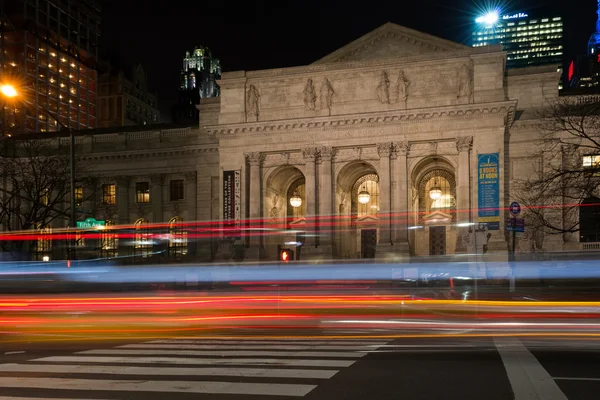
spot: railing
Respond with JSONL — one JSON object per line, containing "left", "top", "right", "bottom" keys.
{"left": 581, "top": 242, "right": 600, "bottom": 250}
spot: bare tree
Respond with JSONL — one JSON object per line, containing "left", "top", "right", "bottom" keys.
{"left": 0, "top": 138, "right": 94, "bottom": 256}
{"left": 516, "top": 95, "right": 600, "bottom": 238}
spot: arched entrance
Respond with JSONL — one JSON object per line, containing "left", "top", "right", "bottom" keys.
{"left": 264, "top": 165, "right": 306, "bottom": 259}
{"left": 411, "top": 157, "right": 456, "bottom": 256}
{"left": 336, "top": 161, "right": 379, "bottom": 259}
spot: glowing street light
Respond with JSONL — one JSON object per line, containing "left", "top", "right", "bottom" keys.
{"left": 0, "top": 84, "right": 18, "bottom": 98}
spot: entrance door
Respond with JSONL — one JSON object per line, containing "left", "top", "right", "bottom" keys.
{"left": 361, "top": 229, "right": 377, "bottom": 258}
{"left": 429, "top": 226, "right": 446, "bottom": 256}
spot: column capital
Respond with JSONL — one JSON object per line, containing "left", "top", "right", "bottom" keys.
{"left": 456, "top": 136, "right": 473, "bottom": 152}
{"left": 245, "top": 152, "right": 264, "bottom": 166}
{"left": 376, "top": 142, "right": 393, "bottom": 158}
{"left": 302, "top": 147, "right": 320, "bottom": 161}
{"left": 319, "top": 146, "right": 336, "bottom": 161}
{"left": 392, "top": 141, "right": 410, "bottom": 157}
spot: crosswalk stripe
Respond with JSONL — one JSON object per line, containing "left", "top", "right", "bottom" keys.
{"left": 0, "top": 363, "right": 338, "bottom": 379}
{"left": 34, "top": 355, "right": 355, "bottom": 368}
{"left": 0, "top": 377, "right": 316, "bottom": 397}
{"left": 122, "top": 343, "right": 377, "bottom": 351}
{"left": 148, "top": 340, "right": 388, "bottom": 346}
{"left": 78, "top": 348, "right": 364, "bottom": 358}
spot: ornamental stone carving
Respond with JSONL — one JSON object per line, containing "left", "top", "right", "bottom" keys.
{"left": 246, "top": 84, "right": 260, "bottom": 121}
{"left": 319, "top": 146, "right": 336, "bottom": 160}
{"left": 394, "top": 141, "right": 411, "bottom": 156}
{"left": 457, "top": 61, "right": 474, "bottom": 103}
{"left": 320, "top": 78, "right": 334, "bottom": 112}
{"left": 376, "top": 71, "right": 391, "bottom": 104}
{"left": 303, "top": 79, "right": 317, "bottom": 110}
{"left": 429, "top": 142, "right": 438, "bottom": 155}
{"left": 184, "top": 171, "right": 197, "bottom": 181}
{"left": 376, "top": 142, "right": 393, "bottom": 157}
{"left": 455, "top": 136, "right": 473, "bottom": 152}
{"left": 245, "top": 152, "right": 264, "bottom": 166}
{"left": 302, "top": 147, "right": 320, "bottom": 161}
{"left": 393, "top": 70, "right": 410, "bottom": 106}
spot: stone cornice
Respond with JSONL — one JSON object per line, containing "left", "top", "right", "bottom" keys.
{"left": 80, "top": 145, "right": 218, "bottom": 161}
{"left": 207, "top": 100, "right": 518, "bottom": 138}
{"left": 238, "top": 48, "right": 503, "bottom": 81}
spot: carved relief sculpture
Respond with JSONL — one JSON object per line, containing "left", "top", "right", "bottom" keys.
{"left": 245, "top": 152, "right": 264, "bottom": 166}
{"left": 302, "top": 147, "right": 320, "bottom": 161}
{"left": 303, "top": 79, "right": 317, "bottom": 110}
{"left": 246, "top": 84, "right": 260, "bottom": 121}
{"left": 376, "top": 71, "right": 390, "bottom": 104}
{"left": 393, "top": 70, "right": 410, "bottom": 107}
{"left": 457, "top": 62, "right": 473, "bottom": 103}
{"left": 269, "top": 194, "right": 280, "bottom": 219}
{"left": 376, "top": 142, "right": 392, "bottom": 157}
{"left": 320, "top": 78, "right": 334, "bottom": 113}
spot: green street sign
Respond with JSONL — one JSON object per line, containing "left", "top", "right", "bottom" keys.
{"left": 76, "top": 217, "right": 105, "bottom": 229}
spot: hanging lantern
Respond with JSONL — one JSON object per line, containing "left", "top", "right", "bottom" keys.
{"left": 289, "top": 192, "right": 302, "bottom": 208}
{"left": 358, "top": 190, "right": 371, "bottom": 204}
{"left": 429, "top": 177, "right": 442, "bottom": 200}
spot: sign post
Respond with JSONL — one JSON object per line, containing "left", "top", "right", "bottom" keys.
{"left": 508, "top": 202, "right": 521, "bottom": 293}
{"left": 76, "top": 217, "right": 105, "bottom": 229}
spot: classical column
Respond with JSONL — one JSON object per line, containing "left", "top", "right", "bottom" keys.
{"left": 116, "top": 176, "right": 130, "bottom": 225}
{"left": 184, "top": 171, "right": 197, "bottom": 257}
{"left": 319, "top": 146, "right": 334, "bottom": 246}
{"left": 302, "top": 147, "right": 319, "bottom": 247}
{"left": 245, "top": 152, "right": 263, "bottom": 255}
{"left": 376, "top": 142, "right": 392, "bottom": 245}
{"left": 393, "top": 142, "right": 410, "bottom": 244}
{"left": 150, "top": 174, "right": 164, "bottom": 223}
{"left": 455, "top": 136, "right": 473, "bottom": 253}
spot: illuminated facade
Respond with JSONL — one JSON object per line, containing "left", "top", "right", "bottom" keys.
{"left": 472, "top": 11, "right": 563, "bottom": 70}
{"left": 98, "top": 64, "right": 160, "bottom": 128}
{"left": 567, "top": 1, "right": 600, "bottom": 91}
{"left": 173, "top": 47, "right": 221, "bottom": 123}
{"left": 0, "top": 0, "right": 100, "bottom": 134}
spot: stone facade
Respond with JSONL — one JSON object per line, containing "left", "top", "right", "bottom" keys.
{"left": 14, "top": 23, "right": 570, "bottom": 262}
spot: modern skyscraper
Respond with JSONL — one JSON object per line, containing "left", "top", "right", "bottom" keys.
{"left": 472, "top": 10, "right": 564, "bottom": 69}
{"left": 172, "top": 46, "right": 221, "bottom": 124}
{"left": 0, "top": 0, "right": 100, "bottom": 134}
{"left": 567, "top": 1, "right": 600, "bottom": 90}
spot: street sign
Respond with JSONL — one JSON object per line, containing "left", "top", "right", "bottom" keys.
{"left": 76, "top": 217, "right": 105, "bottom": 229}
{"left": 509, "top": 202, "right": 521, "bottom": 216}
{"left": 506, "top": 217, "right": 524, "bottom": 232}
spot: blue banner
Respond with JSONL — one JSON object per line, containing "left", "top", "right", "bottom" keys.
{"left": 478, "top": 153, "right": 500, "bottom": 230}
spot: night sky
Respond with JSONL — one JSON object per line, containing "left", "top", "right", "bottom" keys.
{"left": 100, "top": 0, "right": 594, "bottom": 119}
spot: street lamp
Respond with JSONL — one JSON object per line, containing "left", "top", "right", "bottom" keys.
{"left": 0, "top": 83, "right": 77, "bottom": 233}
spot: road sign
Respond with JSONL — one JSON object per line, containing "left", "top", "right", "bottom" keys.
{"left": 509, "top": 202, "right": 521, "bottom": 216}
{"left": 506, "top": 217, "right": 524, "bottom": 232}
{"left": 76, "top": 217, "right": 105, "bottom": 229}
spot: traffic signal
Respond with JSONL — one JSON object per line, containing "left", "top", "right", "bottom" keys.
{"left": 280, "top": 248, "right": 294, "bottom": 263}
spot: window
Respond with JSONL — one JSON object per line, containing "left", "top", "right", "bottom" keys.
{"left": 134, "top": 218, "right": 151, "bottom": 258}
{"left": 170, "top": 180, "right": 184, "bottom": 201}
{"left": 36, "top": 226, "right": 52, "bottom": 260}
{"left": 75, "top": 186, "right": 83, "bottom": 206}
{"left": 101, "top": 220, "right": 118, "bottom": 257}
{"left": 103, "top": 184, "right": 116, "bottom": 204}
{"left": 136, "top": 182, "right": 150, "bottom": 203}
{"left": 40, "top": 188, "right": 50, "bottom": 206}
{"left": 583, "top": 155, "right": 600, "bottom": 168}
{"left": 168, "top": 216, "right": 188, "bottom": 258}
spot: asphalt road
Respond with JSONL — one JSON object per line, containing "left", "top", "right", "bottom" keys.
{"left": 0, "top": 335, "right": 599, "bottom": 399}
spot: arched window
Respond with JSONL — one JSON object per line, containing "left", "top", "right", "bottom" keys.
{"left": 134, "top": 218, "right": 151, "bottom": 258}
{"left": 101, "top": 220, "right": 118, "bottom": 258}
{"left": 418, "top": 169, "right": 456, "bottom": 222}
{"left": 580, "top": 197, "right": 600, "bottom": 242}
{"left": 168, "top": 216, "right": 188, "bottom": 258}
{"left": 36, "top": 226, "right": 52, "bottom": 260}
{"left": 351, "top": 174, "right": 380, "bottom": 218}
{"left": 286, "top": 178, "right": 306, "bottom": 223}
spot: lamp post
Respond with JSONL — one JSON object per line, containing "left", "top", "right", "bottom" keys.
{"left": 0, "top": 83, "right": 77, "bottom": 235}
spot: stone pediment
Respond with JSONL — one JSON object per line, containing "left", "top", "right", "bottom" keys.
{"left": 423, "top": 211, "right": 453, "bottom": 225}
{"left": 313, "top": 22, "right": 468, "bottom": 64}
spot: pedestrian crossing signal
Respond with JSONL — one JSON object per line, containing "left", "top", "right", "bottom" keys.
{"left": 280, "top": 249, "right": 293, "bottom": 262}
